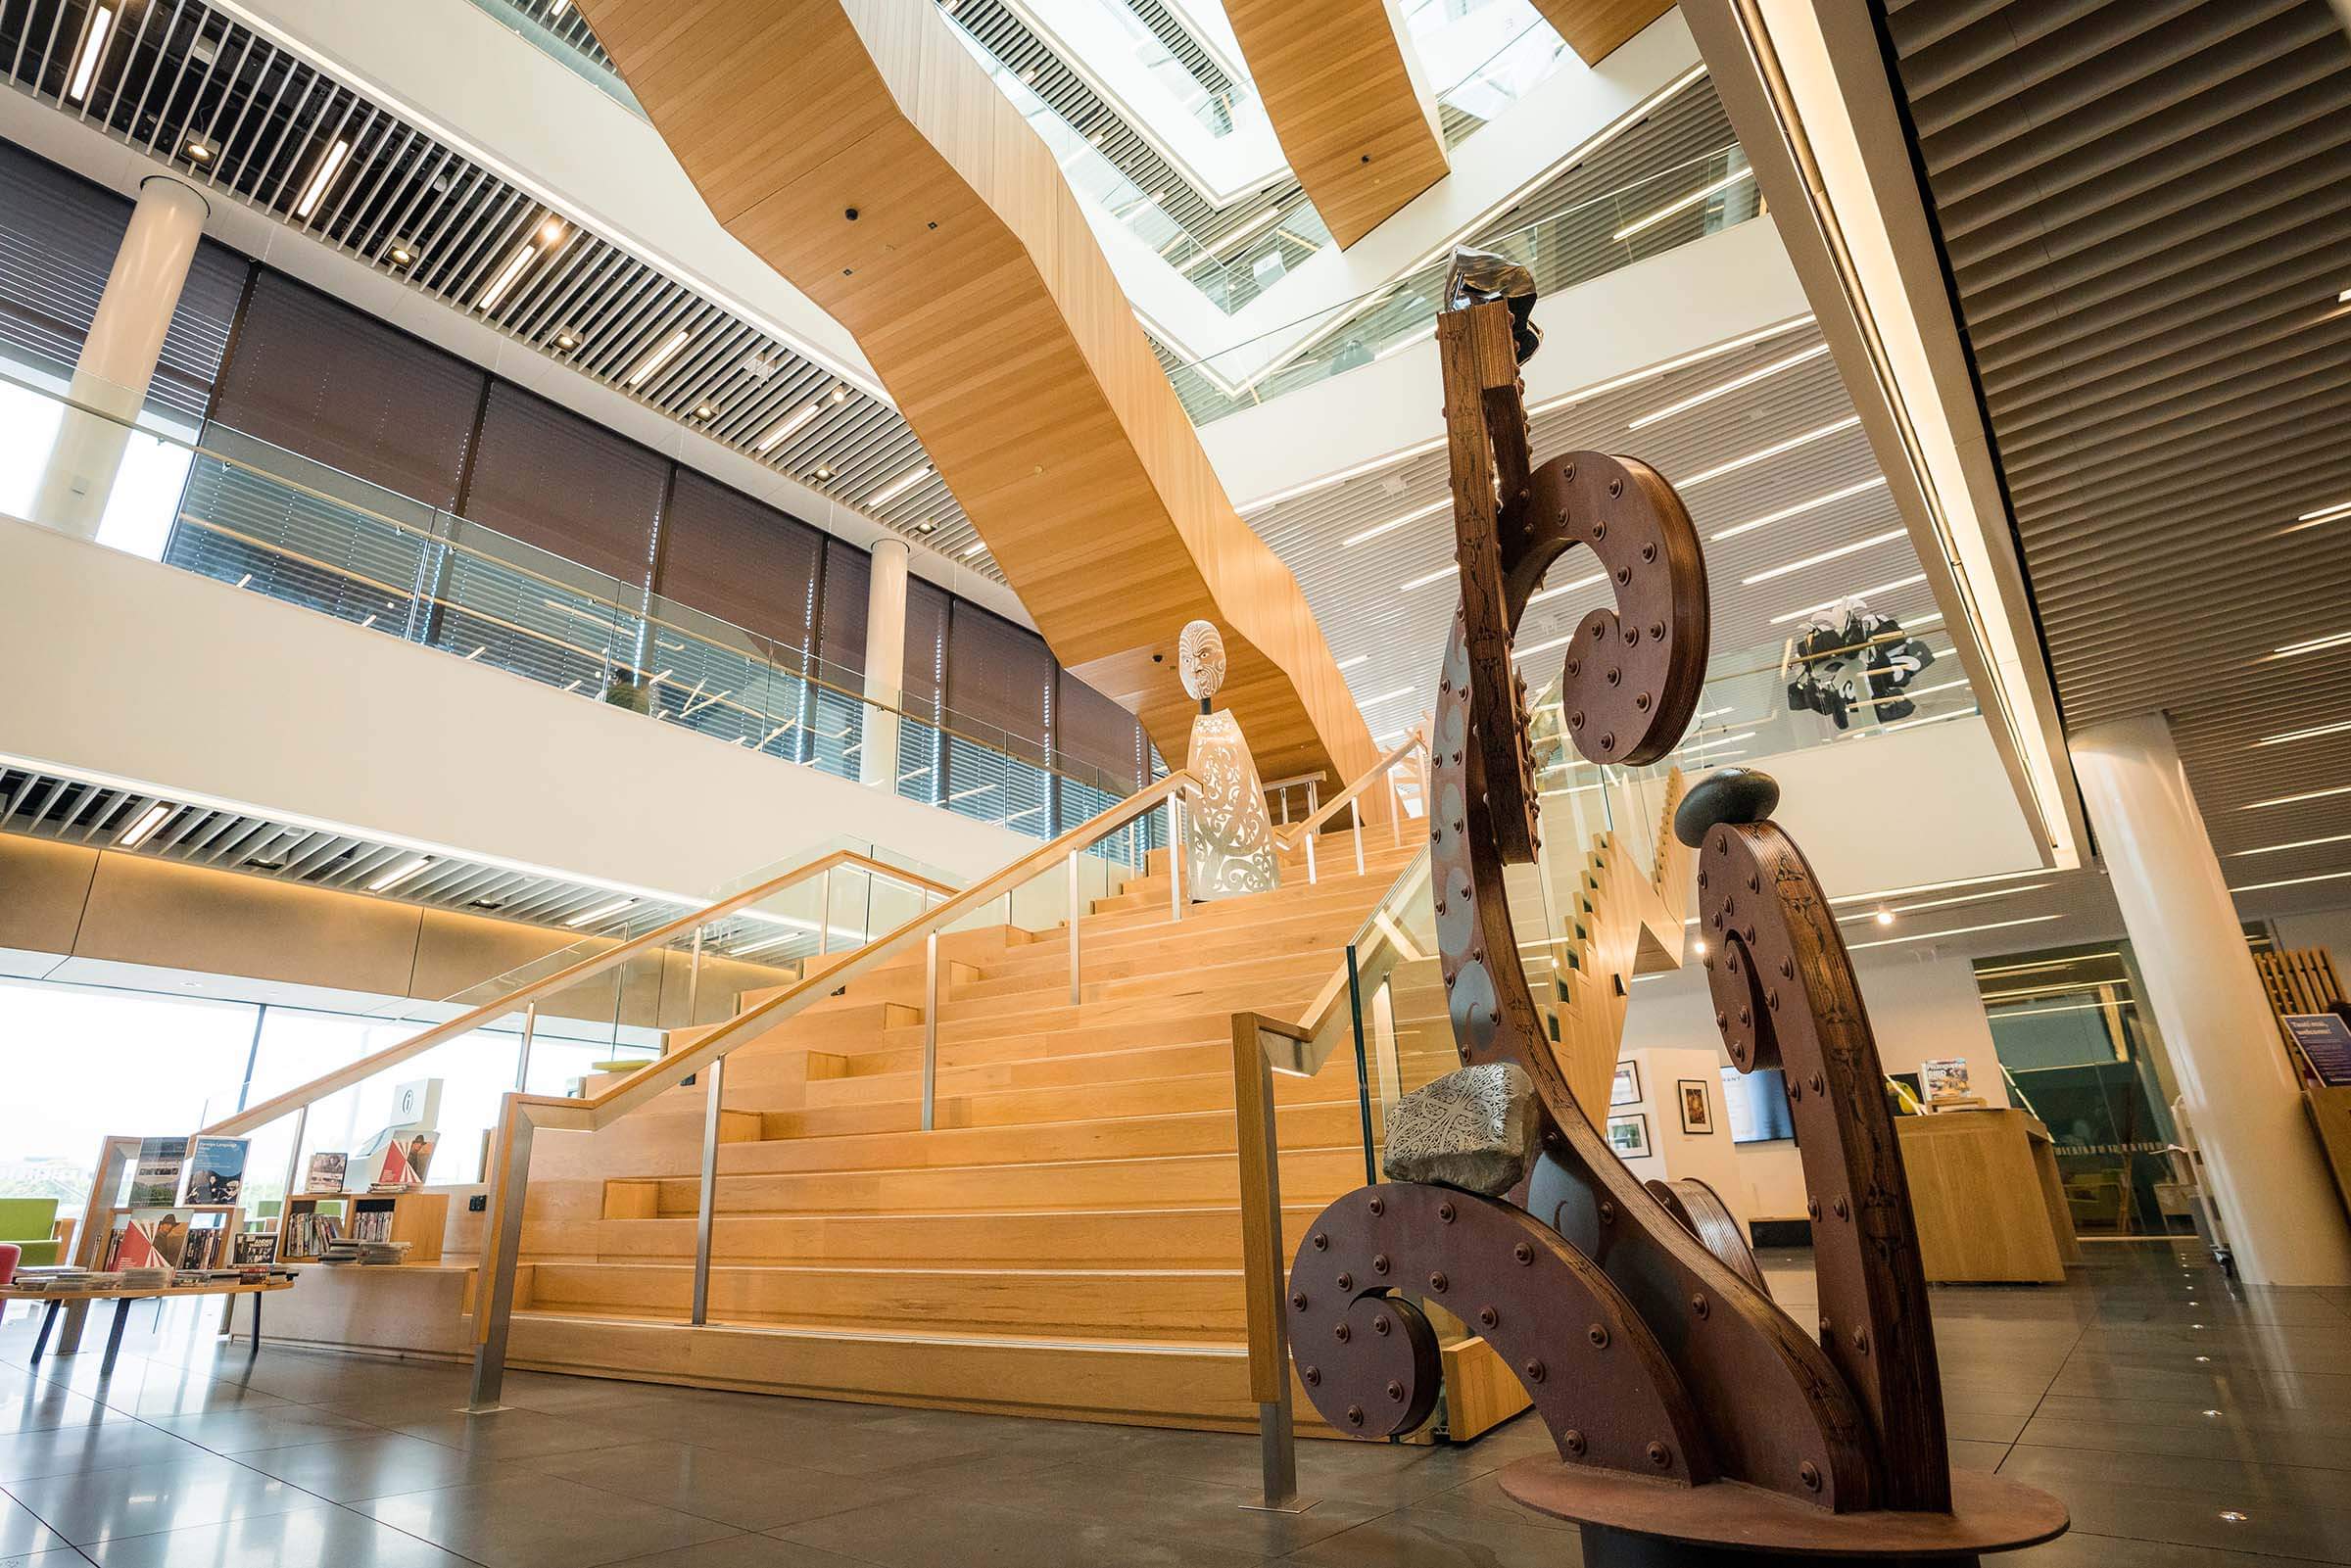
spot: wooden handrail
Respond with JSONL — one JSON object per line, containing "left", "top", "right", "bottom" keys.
{"left": 484, "top": 770, "right": 1196, "bottom": 1138}
{"left": 199, "top": 847, "right": 955, "bottom": 1139}
{"left": 1271, "top": 731, "right": 1425, "bottom": 852}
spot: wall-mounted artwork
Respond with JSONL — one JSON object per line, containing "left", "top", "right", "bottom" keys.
{"left": 1610, "top": 1061, "right": 1641, "bottom": 1107}
{"left": 1606, "top": 1113, "right": 1652, "bottom": 1159}
{"left": 1678, "top": 1078, "right": 1714, "bottom": 1135}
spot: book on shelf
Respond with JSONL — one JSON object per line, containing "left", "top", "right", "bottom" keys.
{"left": 183, "top": 1136, "right": 249, "bottom": 1206}
{"left": 126, "top": 1136, "right": 189, "bottom": 1207}
{"left": 305, "top": 1152, "right": 349, "bottom": 1193}
{"left": 281, "top": 1211, "right": 342, "bottom": 1259}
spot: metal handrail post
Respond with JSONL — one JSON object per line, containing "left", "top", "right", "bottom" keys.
{"left": 687, "top": 927, "right": 704, "bottom": 1019}
{"left": 921, "top": 930, "right": 940, "bottom": 1131}
{"left": 690, "top": 1054, "right": 724, "bottom": 1325}
{"left": 1168, "top": 794, "right": 1185, "bottom": 920}
{"left": 817, "top": 867, "right": 834, "bottom": 955}
{"left": 1066, "top": 849, "right": 1081, "bottom": 1006}
{"left": 1232, "top": 1017, "right": 1311, "bottom": 1513}
{"left": 514, "top": 1003, "right": 538, "bottom": 1090}
{"left": 467, "top": 1108, "right": 534, "bottom": 1412}
{"left": 1350, "top": 795, "right": 1366, "bottom": 877}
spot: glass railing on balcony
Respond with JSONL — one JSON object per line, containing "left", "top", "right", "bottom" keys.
{"left": 1418, "top": 0, "right": 1574, "bottom": 148}
{"left": 1080, "top": 0, "right": 1263, "bottom": 140}
{"left": 0, "top": 368, "right": 1160, "bottom": 854}
{"left": 460, "top": 0, "right": 646, "bottom": 114}
{"left": 1158, "top": 144, "right": 1757, "bottom": 423}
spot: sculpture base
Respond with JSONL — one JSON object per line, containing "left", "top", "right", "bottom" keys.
{"left": 1499, "top": 1458, "right": 2066, "bottom": 1564}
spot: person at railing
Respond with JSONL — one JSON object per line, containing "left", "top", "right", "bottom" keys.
{"left": 1178, "top": 619, "right": 1279, "bottom": 900}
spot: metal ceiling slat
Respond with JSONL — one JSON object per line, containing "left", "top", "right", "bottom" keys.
{"left": 251, "top": 71, "right": 322, "bottom": 212}
{"left": 96, "top": 0, "right": 163, "bottom": 128}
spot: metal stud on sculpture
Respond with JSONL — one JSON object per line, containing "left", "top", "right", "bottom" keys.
{"left": 1285, "top": 261, "right": 2067, "bottom": 1565}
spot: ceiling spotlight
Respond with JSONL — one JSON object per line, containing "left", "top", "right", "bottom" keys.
{"left": 554, "top": 330, "right": 579, "bottom": 350}
{"left": 693, "top": 403, "right": 715, "bottom": 419}
{"left": 1875, "top": 909, "right": 1895, "bottom": 927}
{"left": 1693, "top": 938, "right": 1708, "bottom": 956}
{"left": 811, "top": 464, "right": 834, "bottom": 480}
{"left": 539, "top": 216, "right": 566, "bottom": 244}
{"left": 183, "top": 139, "right": 214, "bottom": 164}
{"left": 913, "top": 518, "right": 938, "bottom": 534}
{"left": 387, "top": 242, "right": 415, "bottom": 266}
{"left": 830, "top": 385, "right": 849, "bottom": 404}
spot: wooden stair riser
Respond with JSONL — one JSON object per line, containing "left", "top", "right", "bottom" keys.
{"left": 954, "top": 919, "right": 1367, "bottom": 995}
{"left": 633, "top": 1145, "right": 1365, "bottom": 1216}
{"left": 739, "top": 1102, "right": 1367, "bottom": 1175}
{"left": 796, "top": 1057, "right": 1357, "bottom": 1123}
{"left": 521, "top": 1261, "right": 1247, "bottom": 1339}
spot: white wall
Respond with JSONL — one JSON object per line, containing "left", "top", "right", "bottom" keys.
{"left": 0, "top": 517, "right": 1042, "bottom": 906}
{"left": 1612, "top": 1044, "right": 1751, "bottom": 1230}
{"left": 2274, "top": 907, "right": 2351, "bottom": 980}
{"left": 1622, "top": 946, "right": 2007, "bottom": 1221}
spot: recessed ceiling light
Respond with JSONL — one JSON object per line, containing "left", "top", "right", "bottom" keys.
{"left": 811, "top": 465, "right": 834, "bottom": 481}
{"left": 628, "top": 328, "right": 692, "bottom": 387}
{"left": 2242, "top": 783, "right": 2351, "bottom": 810}
{"left": 1343, "top": 498, "right": 1448, "bottom": 548}
{"left": 757, "top": 404, "right": 820, "bottom": 451}
{"left": 913, "top": 518, "right": 937, "bottom": 534}
{"left": 366, "top": 854, "right": 434, "bottom": 892}
{"left": 117, "top": 801, "right": 172, "bottom": 848}
{"left": 387, "top": 241, "right": 415, "bottom": 265}
{"left": 960, "top": 538, "right": 987, "bottom": 558}
{"left": 1335, "top": 653, "right": 1369, "bottom": 670}
{"left": 1513, "top": 633, "right": 1574, "bottom": 660}
{"left": 553, "top": 330, "right": 579, "bottom": 350}
{"left": 1357, "top": 687, "right": 1416, "bottom": 708}
{"left": 1847, "top": 914, "right": 2062, "bottom": 951}
{"left": 693, "top": 404, "right": 715, "bottom": 419}
{"left": 1874, "top": 909, "right": 1895, "bottom": 927}
{"left": 2285, "top": 498, "right": 2351, "bottom": 535}
{"left": 2230, "top": 868, "right": 2351, "bottom": 893}
{"left": 1770, "top": 573, "right": 1929, "bottom": 625}
{"left": 830, "top": 385, "right": 849, "bottom": 404}
{"left": 294, "top": 138, "right": 351, "bottom": 219}
{"left": 2252, "top": 718, "right": 2351, "bottom": 747}
{"left": 868, "top": 463, "right": 934, "bottom": 506}
{"left": 539, "top": 216, "right": 566, "bottom": 244}
{"left": 477, "top": 243, "right": 538, "bottom": 310}
{"left": 567, "top": 895, "right": 638, "bottom": 927}
{"left": 1529, "top": 571, "right": 1606, "bottom": 604}
{"left": 183, "top": 139, "right": 214, "bottom": 164}
{"left": 2233, "top": 832, "right": 2351, "bottom": 857}
{"left": 1676, "top": 417, "right": 1860, "bottom": 489}
{"left": 67, "top": 6, "right": 113, "bottom": 102}
{"left": 1743, "top": 528, "right": 1907, "bottom": 587}
{"left": 1713, "top": 477, "right": 1889, "bottom": 542}
{"left": 1401, "top": 564, "right": 1458, "bottom": 592}
{"left": 2273, "top": 630, "right": 2351, "bottom": 658}
{"left": 1610, "top": 166, "right": 1757, "bottom": 242}
{"left": 1628, "top": 344, "right": 1829, "bottom": 430}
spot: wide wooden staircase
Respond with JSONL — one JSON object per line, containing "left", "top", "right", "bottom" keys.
{"left": 493, "top": 832, "right": 1449, "bottom": 1431}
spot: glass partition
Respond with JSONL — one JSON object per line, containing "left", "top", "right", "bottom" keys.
{"left": 0, "top": 368, "right": 1153, "bottom": 855}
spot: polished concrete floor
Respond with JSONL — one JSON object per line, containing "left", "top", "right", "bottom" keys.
{"left": 2, "top": 1239, "right": 2346, "bottom": 1566}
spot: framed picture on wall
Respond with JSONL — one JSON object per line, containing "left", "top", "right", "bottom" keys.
{"left": 1610, "top": 1061, "right": 1642, "bottom": 1107}
{"left": 1606, "top": 1113, "right": 1652, "bottom": 1159}
{"left": 1677, "top": 1079, "right": 1714, "bottom": 1134}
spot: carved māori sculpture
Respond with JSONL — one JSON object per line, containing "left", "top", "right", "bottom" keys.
{"left": 1178, "top": 619, "right": 1281, "bottom": 901}
{"left": 1282, "top": 266, "right": 2068, "bottom": 1565}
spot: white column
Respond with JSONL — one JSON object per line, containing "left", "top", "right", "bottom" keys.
{"left": 2072, "top": 713, "right": 2351, "bottom": 1286}
{"left": 859, "top": 536, "right": 910, "bottom": 788}
{"left": 31, "top": 175, "right": 211, "bottom": 541}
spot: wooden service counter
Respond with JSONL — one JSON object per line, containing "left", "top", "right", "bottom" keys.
{"left": 1895, "top": 1109, "right": 2082, "bottom": 1284}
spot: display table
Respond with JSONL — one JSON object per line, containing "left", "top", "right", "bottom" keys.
{"left": 1895, "top": 1110, "right": 2081, "bottom": 1283}
{"left": 2309, "top": 1085, "right": 2351, "bottom": 1220}
{"left": 7, "top": 1278, "right": 296, "bottom": 1373}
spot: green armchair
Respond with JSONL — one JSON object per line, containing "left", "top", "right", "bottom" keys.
{"left": 0, "top": 1198, "right": 64, "bottom": 1267}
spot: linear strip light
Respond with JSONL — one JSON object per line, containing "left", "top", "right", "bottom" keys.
{"left": 1743, "top": 528, "right": 1906, "bottom": 587}
{"left": 1358, "top": 687, "right": 1417, "bottom": 707}
{"left": 295, "top": 140, "right": 352, "bottom": 219}
{"left": 567, "top": 896, "right": 638, "bottom": 927}
{"left": 1770, "top": 573, "right": 1928, "bottom": 625}
{"left": 868, "top": 464, "right": 934, "bottom": 507}
{"left": 1401, "top": 564, "right": 1458, "bottom": 592}
{"left": 1202, "top": 208, "right": 1282, "bottom": 258}
{"left": 1847, "top": 913, "right": 2062, "bottom": 951}
{"left": 477, "top": 244, "right": 538, "bottom": 311}
{"left": 1975, "top": 952, "right": 2122, "bottom": 978}
{"left": 1233, "top": 317, "right": 1817, "bottom": 516}
{"left": 2288, "top": 498, "right": 2351, "bottom": 533}
{"left": 960, "top": 539, "right": 988, "bottom": 558}
{"left": 1676, "top": 417, "right": 1860, "bottom": 489}
{"left": 1681, "top": 730, "right": 1758, "bottom": 749}
{"left": 2232, "top": 832, "right": 2351, "bottom": 857}
{"left": 949, "top": 784, "right": 999, "bottom": 801}
{"left": 1515, "top": 633, "right": 1574, "bottom": 660}
{"left": 1628, "top": 345, "right": 1829, "bottom": 430}
{"left": 67, "top": 6, "right": 113, "bottom": 101}
{"left": 757, "top": 404, "right": 820, "bottom": 452}
{"left": 1844, "top": 882, "right": 2046, "bottom": 921}
{"left": 366, "top": 854, "right": 435, "bottom": 892}
{"left": 2243, "top": 784, "right": 2351, "bottom": 810}
{"left": 2272, "top": 629, "right": 2351, "bottom": 658}
{"left": 1611, "top": 166, "right": 1757, "bottom": 242}
{"left": 2252, "top": 718, "right": 2351, "bottom": 747}
{"left": 116, "top": 801, "right": 172, "bottom": 848}
{"left": 1531, "top": 571, "right": 1606, "bottom": 604}
{"left": 1712, "top": 476, "right": 1887, "bottom": 542}
{"left": 2230, "top": 869, "right": 2351, "bottom": 894}
{"left": 628, "top": 329, "right": 692, "bottom": 388}
{"left": 1344, "top": 499, "right": 1449, "bottom": 548}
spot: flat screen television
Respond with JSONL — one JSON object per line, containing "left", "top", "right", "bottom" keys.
{"left": 1718, "top": 1066, "right": 1796, "bottom": 1143}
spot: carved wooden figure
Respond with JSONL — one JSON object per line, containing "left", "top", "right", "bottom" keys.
{"left": 1285, "top": 292, "right": 2066, "bottom": 1565}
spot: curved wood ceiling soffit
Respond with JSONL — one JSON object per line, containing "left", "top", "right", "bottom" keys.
{"left": 571, "top": 0, "right": 1378, "bottom": 791}
{"left": 1222, "top": 0, "right": 1451, "bottom": 248}
{"left": 1530, "top": 0, "right": 1677, "bottom": 66}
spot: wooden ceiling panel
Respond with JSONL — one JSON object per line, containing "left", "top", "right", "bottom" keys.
{"left": 575, "top": 0, "right": 1377, "bottom": 789}
{"left": 1223, "top": 0, "right": 1451, "bottom": 248}
{"left": 1533, "top": 0, "right": 1676, "bottom": 67}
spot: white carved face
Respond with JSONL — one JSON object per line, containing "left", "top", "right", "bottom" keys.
{"left": 1178, "top": 619, "right": 1226, "bottom": 701}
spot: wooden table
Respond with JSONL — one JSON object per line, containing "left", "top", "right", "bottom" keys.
{"left": 5, "top": 1278, "right": 296, "bottom": 1374}
{"left": 1895, "top": 1110, "right": 2082, "bottom": 1284}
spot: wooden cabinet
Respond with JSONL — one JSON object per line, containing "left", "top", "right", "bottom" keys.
{"left": 1895, "top": 1111, "right": 2081, "bottom": 1284}
{"left": 278, "top": 1191, "right": 448, "bottom": 1264}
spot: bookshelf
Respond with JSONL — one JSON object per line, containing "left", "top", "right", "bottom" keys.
{"left": 96, "top": 1204, "right": 243, "bottom": 1271}
{"left": 277, "top": 1191, "right": 448, "bottom": 1264}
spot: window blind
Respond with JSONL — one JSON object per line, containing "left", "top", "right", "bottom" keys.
{"left": 463, "top": 383, "right": 668, "bottom": 590}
